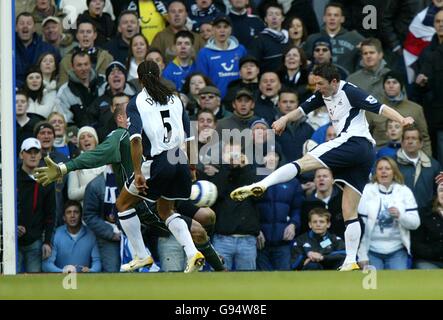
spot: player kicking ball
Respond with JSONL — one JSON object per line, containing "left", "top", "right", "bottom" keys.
{"left": 231, "top": 63, "right": 415, "bottom": 271}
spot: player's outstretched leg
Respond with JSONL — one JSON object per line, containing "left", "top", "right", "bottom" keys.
{"left": 338, "top": 186, "right": 361, "bottom": 272}
{"left": 231, "top": 162, "right": 301, "bottom": 201}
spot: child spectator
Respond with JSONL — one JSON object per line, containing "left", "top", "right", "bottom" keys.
{"left": 376, "top": 119, "right": 402, "bottom": 160}
{"left": 291, "top": 208, "right": 346, "bottom": 271}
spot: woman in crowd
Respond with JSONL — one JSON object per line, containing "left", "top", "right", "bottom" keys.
{"left": 181, "top": 72, "right": 214, "bottom": 117}
{"left": 38, "top": 52, "right": 59, "bottom": 97}
{"left": 284, "top": 16, "right": 308, "bottom": 48}
{"left": 48, "top": 112, "right": 79, "bottom": 160}
{"left": 67, "top": 126, "right": 106, "bottom": 204}
{"left": 126, "top": 34, "right": 150, "bottom": 81}
{"left": 358, "top": 157, "right": 420, "bottom": 270}
{"left": 278, "top": 45, "right": 310, "bottom": 101}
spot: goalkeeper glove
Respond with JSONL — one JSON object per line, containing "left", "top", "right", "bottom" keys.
{"left": 34, "top": 156, "right": 67, "bottom": 186}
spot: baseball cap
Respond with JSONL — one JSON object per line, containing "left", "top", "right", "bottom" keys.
{"left": 212, "top": 15, "right": 232, "bottom": 26}
{"left": 239, "top": 55, "right": 259, "bottom": 69}
{"left": 21, "top": 138, "right": 41, "bottom": 152}
{"left": 235, "top": 89, "right": 253, "bottom": 100}
{"left": 106, "top": 61, "right": 127, "bottom": 79}
{"left": 199, "top": 86, "right": 221, "bottom": 97}
{"left": 42, "top": 16, "right": 60, "bottom": 27}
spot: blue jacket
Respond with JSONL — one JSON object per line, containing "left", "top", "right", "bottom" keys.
{"left": 276, "top": 115, "right": 314, "bottom": 162}
{"left": 162, "top": 59, "right": 197, "bottom": 92}
{"left": 42, "top": 225, "right": 101, "bottom": 272}
{"left": 83, "top": 174, "right": 118, "bottom": 241}
{"left": 16, "top": 33, "right": 60, "bottom": 88}
{"left": 255, "top": 178, "right": 303, "bottom": 246}
{"left": 376, "top": 141, "right": 401, "bottom": 160}
{"left": 228, "top": 11, "right": 266, "bottom": 52}
{"left": 196, "top": 37, "right": 247, "bottom": 98}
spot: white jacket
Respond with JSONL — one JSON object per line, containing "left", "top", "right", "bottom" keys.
{"left": 357, "top": 182, "right": 420, "bottom": 261}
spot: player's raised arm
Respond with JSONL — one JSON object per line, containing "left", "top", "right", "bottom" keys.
{"left": 380, "top": 104, "right": 415, "bottom": 127}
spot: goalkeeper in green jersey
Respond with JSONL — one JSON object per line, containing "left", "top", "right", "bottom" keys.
{"left": 34, "top": 95, "right": 225, "bottom": 271}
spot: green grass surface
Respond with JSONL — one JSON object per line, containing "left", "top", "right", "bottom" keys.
{"left": 1, "top": 270, "right": 442, "bottom": 300}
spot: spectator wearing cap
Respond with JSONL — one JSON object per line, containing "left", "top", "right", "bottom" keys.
{"left": 151, "top": 1, "right": 206, "bottom": 64}
{"left": 41, "top": 16, "right": 76, "bottom": 57}
{"left": 189, "top": 0, "right": 224, "bottom": 32}
{"left": 228, "top": 0, "right": 266, "bottom": 52}
{"left": 104, "top": 10, "right": 140, "bottom": 65}
{"left": 249, "top": 3, "right": 289, "bottom": 73}
{"left": 248, "top": 118, "right": 285, "bottom": 169}
{"left": 196, "top": 15, "right": 247, "bottom": 98}
{"left": 57, "top": 50, "right": 106, "bottom": 127}
{"left": 224, "top": 55, "right": 260, "bottom": 111}
{"left": 17, "top": 137, "right": 56, "bottom": 273}
{"left": 308, "top": 37, "right": 349, "bottom": 80}
{"left": 162, "top": 30, "right": 198, "bottom": 91}
{"left": 30, "top": 0, "right": 65, "bottom": 35}
{"left": 303, "top": 2, "right": 364, "bottom": 75}
{"left": 68, "top": 126, "right": 106, "bottom": 204}
{"left": 364, "top": 71, "right": 432, "bottom": 155}
{"left": 255, "top": 146, "right": 303, "bottom": 271}
{"left": 216, "top": 89, "right": 260, "bottom": 134}
{"left": 253, "top": 71, "right": 281, "bottom": 126}
{"left": 347, "top": 38, "right": 391, "bottom": 101}
{"left": 275, "top": 88, "right": 314, "bottom": 162}
{"left": 77, "top": 0, "right": 115, "bottom": 48}
{"left": 15, "top": 12, "right": 61, "bottom": 88}
{"left": 198, "top": 85, "right": 232, "bottom": 120}
{"left": 34, "top": 121, "right": 71, "bottom": 227}
{"left": 58, "top": 20, "right": 113, "bottom": 87}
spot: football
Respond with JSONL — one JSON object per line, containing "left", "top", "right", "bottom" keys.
{"left": 190, "top": 180, "right": 218, "bottom": 207}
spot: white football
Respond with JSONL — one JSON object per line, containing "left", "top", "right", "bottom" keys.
{"left": 190, "top": 180, "right": 218, "bottom": 207}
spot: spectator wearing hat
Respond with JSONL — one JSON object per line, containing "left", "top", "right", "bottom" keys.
{"left": 198, "top": 85, "right": 232, "bottom": 120}
{"left": 58, "top": 19, "right": 113, "bottom": 86}
{"left": 308, "top": 37, "right": 349, "bottom": 80}
{"left": 68, "top": 126, "right": 106, "bottom": 205}
{"left": 15, "top": 12, "right": 61, "bottom": 88}
{"left": 17, "top": 137, "right": 55, "bottom": 272}
{"left": 34, "top": 121, "right": 70, "bottom": 226}
{"left": 216, "top": 89, "right": 260, "bottom": 134}
{"left": 57, "top": 49, "right": 106, "bottom": 127}
{"left": 196, "top": 15, "right": 247, "bottom": 98}
{"left": 248, "top": 118, "right": 285, "bottom": 169}
{"left": 303, "top": 2, "right": 364, "bottom": 75}
{"left": 30, "top": 0, "right": 65, "bottom": 35}
{"left": 189, "top": 0, "right": 224, "bottom": 32}
{"left": 77, "top": 0, "right": 115, "bottom": 48}
{"left": 275, "top": 88, "right": 314, "bottom": 163}
{"left": 223, "top": 55, "right": 260, "bottom": 111}
{"left": 162, "top": 30, "right": 198, "bottom": 91}
{"left": 253, "top": 71, "right": 281, "bottom": 126}
{"left": 228, "top": 0, "right": 266, "bottom": 52}
{"left": 347, "top": 38, "right": 391, "bottom": 101}
{"left": 96, "top": 61, "right": 137, "bottom": 104}
{"left": 41, "top": 16, "right": 76, "bottom": 57}
{"left": 255, "top": 146, "right": 303, "bottom": 271}
{"left": 365, "top": 71, "right": 432, "bottom": 155}
{"left": 151, "top": 1, "right": 206, "bottom": 64}
{"left": 249, "top": 3, "right": 289, "bottom": 74}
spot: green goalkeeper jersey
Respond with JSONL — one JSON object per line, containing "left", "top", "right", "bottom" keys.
{"left": 65, "top": 127, "right": 133, "bottom": 189}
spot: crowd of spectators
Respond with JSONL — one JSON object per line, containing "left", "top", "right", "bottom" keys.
{"left": 12, "top": 0, "right": 443, "bottom": 272}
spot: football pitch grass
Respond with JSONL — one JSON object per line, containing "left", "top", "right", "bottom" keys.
{"left": 1, "top": 270, "right": 442, "bottom": 300}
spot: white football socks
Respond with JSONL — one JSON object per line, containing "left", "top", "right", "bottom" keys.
{"left": 343, "top": 219, "right": 361, "bottom": 265}
{"left": 118, "top": 209, "right": 150, "bottom": 260}
{"left": 166, "top": 213, "right": 198, "bottom": 259}
{"left": 260, "top": 162, "right": 300, "bottom": 189}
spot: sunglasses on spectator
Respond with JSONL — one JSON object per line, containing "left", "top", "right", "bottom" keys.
{"left": 314, "top": 47, "right": 329, "bottom": 53}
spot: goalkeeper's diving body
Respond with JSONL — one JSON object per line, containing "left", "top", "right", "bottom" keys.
{"left": 230, "top": 63, "right": 415, "bottom": 271}
{"left": 35, "top": 94, "right": 225, "bottom": 272}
